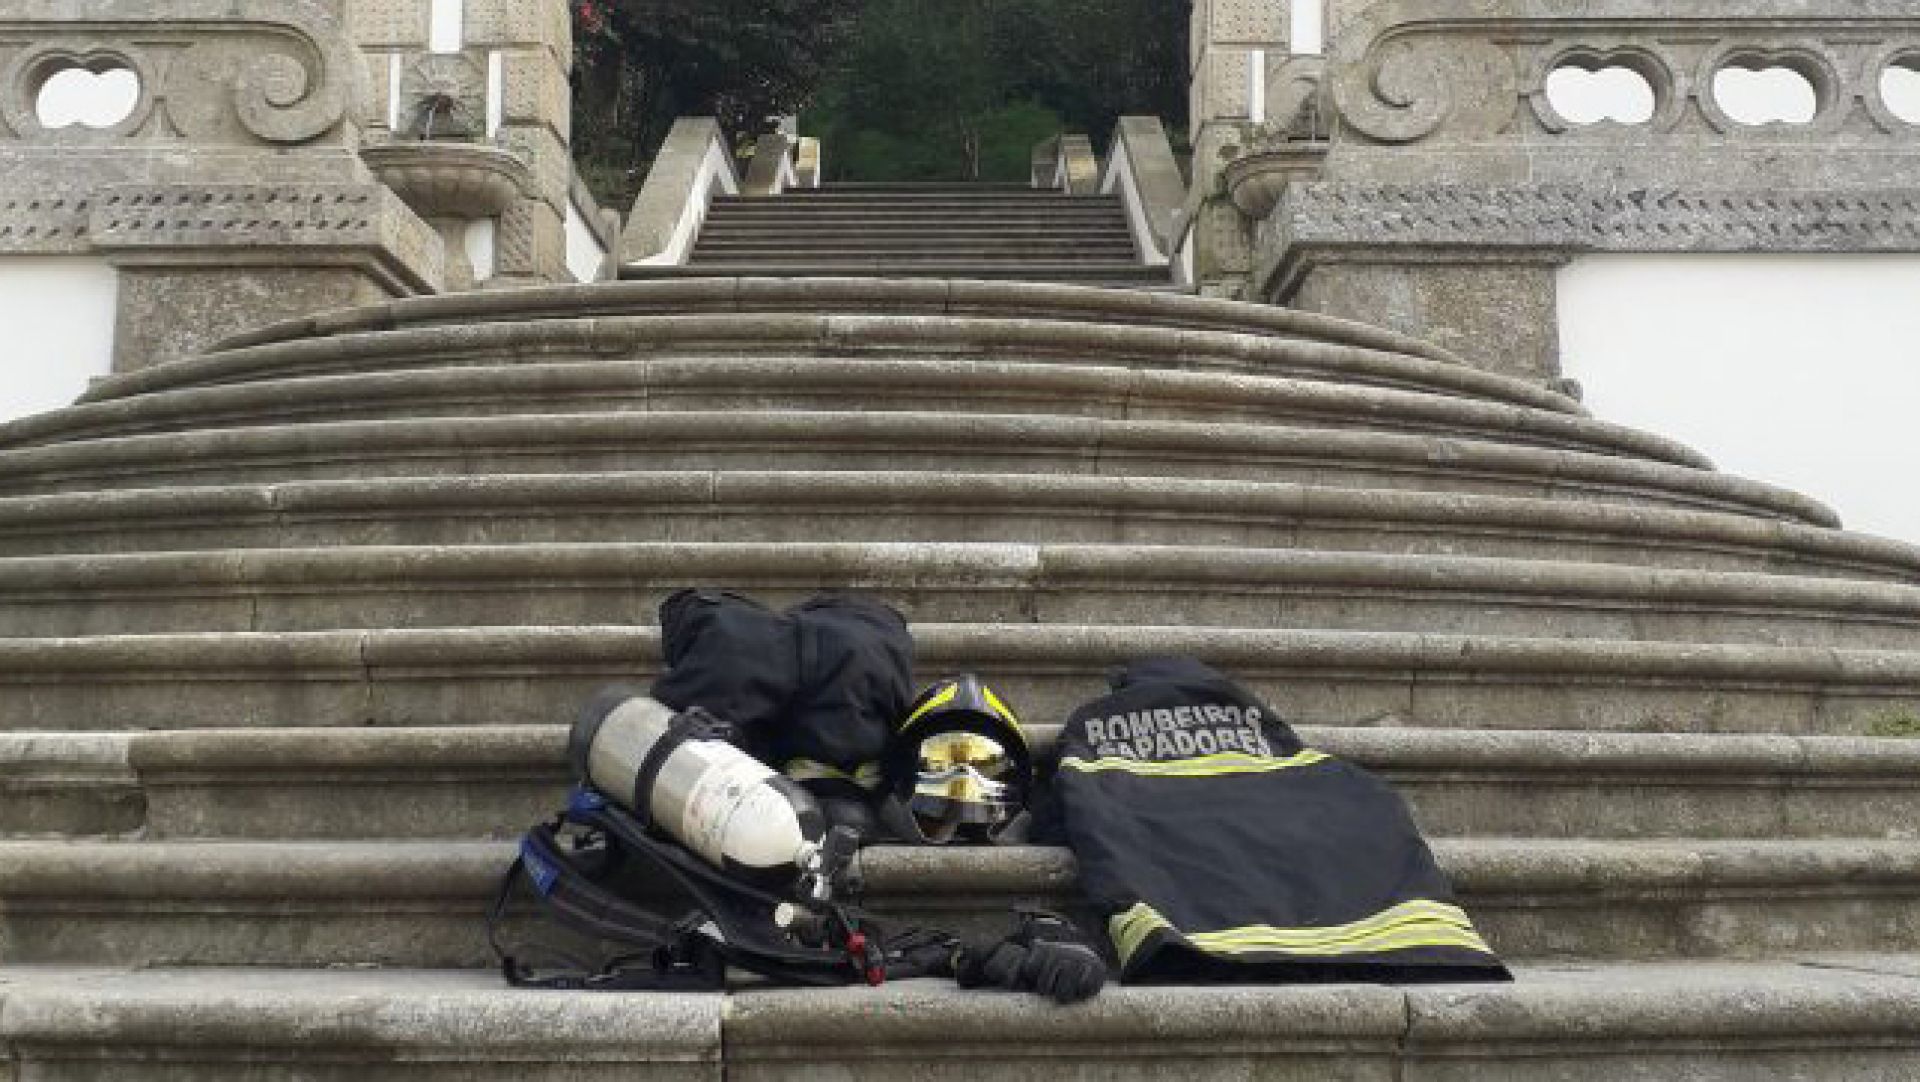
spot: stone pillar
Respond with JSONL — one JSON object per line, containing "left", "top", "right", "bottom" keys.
{"left": 1187, "top": 0, "right": 1294, "bottom": 298}
{"left": 347, "top": 0, "right": 575, "bottom": 286}
{"left": 1223, "top": 0, "right": 1920, "bottom": 384}
{"left": 0, "top": 2, "right": 444, "bottom": 374}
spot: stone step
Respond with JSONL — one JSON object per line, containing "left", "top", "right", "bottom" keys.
{"left": 196, "top": 278, "right": 1467, "bottom": 368}
{"left": 0, "top": 411, "right": 1830, "bottom": 525}
{"left": 0, "top": 357, "right": 1702, "bottom": 466}
{"left": 74, "top": 312, "right": 1561, "bottom": 421}
{"left": 0, "top": 472, "right": 1906, "bottom": 580}
{"left": 696, "top": 223, "right": 1129, "bottom": 240}
{"left": 1, "top": 838, "right": 1917, "bottom": 966}
{"left": 4, "top": 624, "right": 1919, "bottom": 735}
{"left": 720, "top": 191, "right": 1113, "bottom": 205}
{"left": 9, "top": 725, "right": 1918, "bottom": 843}
{"left": 668, "top": 260, "right": 1157, "bottom": 279}
{"left": 700, "top": 213, "right": 1133, "bottom": 231}
{"left": 7, "top": 543, "right": 1920, "bottom": 648}
{"left": 791, "top": 182, "right": 1046, "bottom": 192}
{"left": 690, "top": 244, "right": 1141, "bottom": 261}
{"left": 629, "top": 263, "right": 1169, "bottom": 286}
{"left": 9, "top": 961, "right": 1918, "bottom": 1081}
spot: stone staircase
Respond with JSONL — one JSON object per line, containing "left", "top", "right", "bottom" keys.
{"left": 2, "top": 276, "right": 1920, "bottom": 1077}
{"left": 628, "top": 183, "right": 1170, "bottom": 286}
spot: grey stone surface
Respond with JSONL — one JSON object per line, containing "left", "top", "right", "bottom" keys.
{"left": 0, "top": 733, "right": 141, "bottom": 839}
{"left": 619, "top": 118, "right": 737, "bottom": 265}
{"left": 2, "top": 469, "right": 1915, "bottom": 582}
{"left": 1218, "top": 1, "right": 1920, "bottom": 376}
{"left": 11, "top": 543, "right": 1920, "bottom": 651}
{"left": 5, "top": 624, "right": 1920, "bottom": 736}
{"left": 0, "top": 966, "right": 720, "bottom": 1080}
{"left": 729, "top": 981, "right": 1407, "bottom": 1082}
{"left": 0, "top": 1, "right": 461, "bottom": 369}
{"left": 0, "top": 356, "right": 1714, "bottom": 468}
{"left": 1281, "top": 258, "right": 1565, "bottom": 384}
{"left": 16, "top": 723, "right": 1920, "bottom": 843}
{"left": 0, "top": 963, "right": 1916, "bottom": 1081}
{"left": 192, "top": 276, "right": 1468, "bottom": 367}
{"left": 1103, "top": 117, "right": 1187, "bottom": 263}
{"left": 0, "top": 409, "right": 1834, "bottom": 526}
{"left": 7, "top": 838, "right": 1920, "bottom": 966}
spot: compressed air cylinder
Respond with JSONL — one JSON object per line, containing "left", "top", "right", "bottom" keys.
{"left": 571, "top": 690, "right": 825, "bottom": 877}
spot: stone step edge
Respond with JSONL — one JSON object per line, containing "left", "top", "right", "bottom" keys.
{"left": 3, "top": 838, "right": 1919, "bottom": 899}
{"left": 6, "top": 625, "right": 1920, "bottom": 732}
{"left": 0, "top": 352, "right": 1707, "bottom": 470}
{"left": 5, "top": 961, "right": 1916, "bottom": 1069}
{"left": 7, "top": 622, "right": 1920, "bottom": 680}
{"left": 8, "top": 726, "right": 1918, "bottom": 843}
{"left": 5, "top": 542, "right": 1919, "bottom": 624}
{"left": 0, "top": 473, "right": 1906, "bottom": 580}
{"left": 0, "top": 411, "right": 1830, "bottom": 527}
{"left": 5, "top": 724, "right": 1888, "bottom": 782}
{"left": 93, "top": 311, "right": 1573, "bottom": 421}
{"left": 201, "top": 278, "right": 1471, "bottom": 371}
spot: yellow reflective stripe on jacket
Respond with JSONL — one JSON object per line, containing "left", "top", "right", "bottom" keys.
{"left": 1060, "top": 750, "right": 1330, "bottom": 777}
{"left": 1110, "top": 899, "right": 1493, "bottom": 966}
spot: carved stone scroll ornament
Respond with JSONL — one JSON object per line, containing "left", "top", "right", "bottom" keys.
{"left": 1328, "top": 0, "right": 1920, "bottom": 145}
{"left": 0, "top": 0, "right": 366, "bottom": 146}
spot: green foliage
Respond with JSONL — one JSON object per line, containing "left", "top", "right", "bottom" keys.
{"left": 802, "top": 0, "right": 1188, "bottom": 181}
{"left": 570, "top": 0, "right": 864, "bottom": 205}
{"left": 1868, "top": 706, "right": 1920, "bottom": 738}
{"left": 568, "top": 0, "right": 1189, "bottom": 197}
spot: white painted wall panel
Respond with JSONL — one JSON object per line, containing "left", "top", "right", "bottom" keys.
{"left": 1559, "top": 255, "right": 1920, "bottom": 545}
{"left": 0, "top": 257, "right": 118, "bottom": 422}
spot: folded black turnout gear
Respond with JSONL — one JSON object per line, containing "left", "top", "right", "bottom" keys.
{"left": 1041, "top": 657, "right": 1511, "bottom": 984}
{"left": 651, "top": 589, "right": 914, "bottom": 796}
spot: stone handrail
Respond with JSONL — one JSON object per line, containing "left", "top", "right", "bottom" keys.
{"left": 619, "top": 117, "right": 739, "bottom": 267}
{"left": 1031, "top": 134, "right": 1099, "bottom": 194}
{"left": 0, "top": 0, "right": 366, "bottom": 147}
{"left": 1099, "top": 117, "right": 1187, "bottom": 272}
{"left": 1328, "top": 0, "right": 1920, "bottom": 147}
{"left": 741, "top": 133, "right": 799, "bottom": 197}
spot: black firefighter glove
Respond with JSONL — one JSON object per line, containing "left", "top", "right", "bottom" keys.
{"left": 952, "top": 910, "right": 1106, "bottom": 1004}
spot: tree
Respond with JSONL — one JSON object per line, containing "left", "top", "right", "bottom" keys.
{"left": 802, "top": 0, "right": 1187, "bottom": 182}
{"left": 570, "top": 0, "right": 864, "bottom": 204}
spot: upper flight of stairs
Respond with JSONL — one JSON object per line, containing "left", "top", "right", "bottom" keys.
{"left": 625, "top": 183, "right": 1172, "bottom": 287}
{"left": 2, "top": 275, "right": 1920, "bottom": 1078}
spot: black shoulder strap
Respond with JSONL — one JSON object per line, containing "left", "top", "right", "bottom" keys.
{"left": 627, "top": 706, "right": 736, "bottom": 831}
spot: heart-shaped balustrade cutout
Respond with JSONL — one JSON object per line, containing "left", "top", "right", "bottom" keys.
{"left": 1545, "top": 65, "right": 1656, "bottom": 126}
{"left": 1713, "top": 65, "right": 1818, "bottom": 126}
{"left": 34, "top": 64, "right": 141, "bottom": 130}
{"left": 1883, "top": 64, "right": 1920, "bottom": 125}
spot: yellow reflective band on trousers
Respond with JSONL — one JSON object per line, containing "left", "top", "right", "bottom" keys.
{"left": 1109, "top": 899, "right": 1495, "bottom": 967}
{"left": 1060, "top": 750, "right": 1330, "bottom": 777}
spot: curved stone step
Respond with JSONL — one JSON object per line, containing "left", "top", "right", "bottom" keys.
{"left": 8, "top": 726, "right": 1917, "bottom": 843}
{"left": 79, "top": 313, "right": 1559, "bottom": 420}
{"left": 0, "top": 356, "right": 1707, "bottom": 468}
{"left": 0, "top": 412, "right": 1832, "bottom": 525}
{"left": 8, "top": 962, "right": 1918, "bottom": 1082}
{"left": 202, "top": 278, "right": 1470, "bottom": 368}
{"left": 6, "top": 543, "right": 1920, "bottom": 648}
{"left": 0, "top": 838, "right": 1915, "bottom": 966}
{"left": 0, "top": 472, "right": 1906, "bottom": 581}
{"left": 3, "top": 625, "right": 1918, "bottom": 735}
